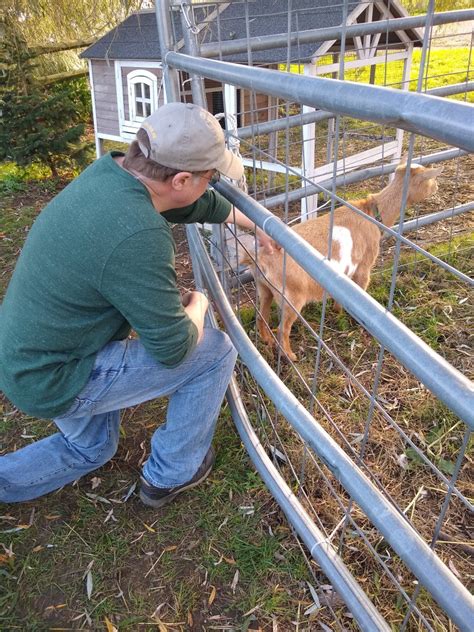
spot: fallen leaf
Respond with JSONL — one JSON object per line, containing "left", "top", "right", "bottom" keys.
{"left": 1, "top": 524, "right": 30, "bottom": 534}
{"left": 218, "top": 516, "right": 229, "bottom": 531}
{"left": 143, "top": 523, "right": 156, "bottom": 533}
{"left": 151, "top": 603, "right": 165, "bottom": 619}
{"left": 304, "top": 602, "right": 320, "bottom": 616}
{"left": 239, "top": 505, "right": 255, "bottom": 516}
{"left": 85, "top": 492, "right": 111, "bottom": 504}
{"left": 91, "top": 477, "right": 101, "bottom": 490}
{"left": 156, "top": 619, "right": 167, "bottom": 632}
{"left": 104, "top": 509, "right": 116, "bottom": 524}
{"left": 448, "top": 559, "right": 462, "bottom": 579}
{"left": 86, "top": 570, "right": 93, "bottom": 600}
{"left": 44, "top": 603, "right": 66, "bottom": 611}
{"left": 268, "top": 444, "right": 287, "bottom": 464}
{"left": 397, "top": 454, "right": 409, "bottom": 470}
{"left": 208, "top": 585, "right": 217, "bottom": 606}
{"left": 243, "top": 604, "right": 262, "bottom": 617}
{"left": 305, "top": 581, "right": 320, "bottom": 613}
{"left": 231, "top": 569, "right": 239, "bottom": 594}
{"left": 318, "top": 586, "right": 345, "bottom": 608}
{"left": 104, "top": 616, "right": 118, "bottom": 632}
{"left": 187, "top": 611, "right": 193, "bottom": 626}
{"left": 122, "top": 481, "right": 137, "bottom": 502}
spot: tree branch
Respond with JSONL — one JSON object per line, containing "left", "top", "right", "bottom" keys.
{"left": 37, "top": 69, "right": 89, "bottom": 85}
{"left": 28, "top": 39, "right": 94, "bottom": 57}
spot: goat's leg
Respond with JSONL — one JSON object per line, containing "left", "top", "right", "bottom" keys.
{"left": 256, "top": 281, "right": 275, "bottom": 347}
{"left": 277, "top": 293, "right": 306, "bottom": 362}
{"left": 333, "top": 266, "right": 372, "bottom": 315}
{"left": 352, "top": 264, "right": 371, "bottom": 292}
{"left": 333, "top": 296, "right": 343, "bottom": 313}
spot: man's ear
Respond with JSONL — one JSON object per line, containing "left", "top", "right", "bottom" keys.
{"left": 171, "top": 172, "right": 193, "bottom": 190}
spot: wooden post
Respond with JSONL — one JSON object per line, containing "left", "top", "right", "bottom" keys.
{"left": 301, "top": 62, "right": 317, "bottom": 220}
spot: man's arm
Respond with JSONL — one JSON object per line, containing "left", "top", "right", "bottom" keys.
{"left": 101, "top": 230, "right": 200, "bottom": 367}
{"left": 224, "top": 206, "right": 276, "bottom": 254}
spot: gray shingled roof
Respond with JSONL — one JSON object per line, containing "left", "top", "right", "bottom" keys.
{"left": 81, "top": 0, "right": 421, "bottom": 64}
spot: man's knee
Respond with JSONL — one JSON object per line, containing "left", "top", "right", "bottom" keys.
{"left": 70, "top": 435, "right": 119, "bottom": 467}
{"left": 203, "top": 328, "right": 237, "bottom": 366}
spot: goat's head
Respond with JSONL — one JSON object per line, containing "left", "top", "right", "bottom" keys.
{"left": 395, "top": 161, "right": 443, "bottom": 205}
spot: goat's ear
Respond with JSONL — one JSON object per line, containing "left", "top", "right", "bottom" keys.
{"left": 422, "top": 165, "right": 443, "bottom": 179}
{"left": 398, "top": 152, "right": 409, "bottom": 167}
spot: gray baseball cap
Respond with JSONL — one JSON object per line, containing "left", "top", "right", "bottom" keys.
{"left": 138, "top": 102, "right": 244, "bottom": 181}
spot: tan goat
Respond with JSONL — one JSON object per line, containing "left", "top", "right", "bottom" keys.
{"left": 245, "top": 161, "right": 443, "bottom": 361}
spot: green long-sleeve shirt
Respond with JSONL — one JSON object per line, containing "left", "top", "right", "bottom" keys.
{"left": 0, "top": 152, "right": 231, "bottom": 418}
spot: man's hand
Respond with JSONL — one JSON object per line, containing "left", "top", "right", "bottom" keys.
{"left": 182, "top": 291, "right": 209, "bottom": 342}
{"left": 182, "top": 291, "right": 208, "bottom": 311}
{"left": 225, "top": 207, "right": 279, "bottom": 255}
{"left": 256, "top": 227, "right": 279, "bottom": 255}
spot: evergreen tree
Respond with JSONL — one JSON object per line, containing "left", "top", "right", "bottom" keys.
{"left": 1, "top": 13, "right": 94, "bottom": 177}
{"left": 0, "top": 89, "right": 93, "bottom": 177}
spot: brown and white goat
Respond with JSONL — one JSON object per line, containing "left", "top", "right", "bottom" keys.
{"left": 245, "top": 161, "right": 443, "bottom": 361}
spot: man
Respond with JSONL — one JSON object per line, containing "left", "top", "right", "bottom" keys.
{"left": 0, "top": 102, "right": 273, "bottom": 507}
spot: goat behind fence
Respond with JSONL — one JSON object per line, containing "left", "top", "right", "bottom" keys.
{"left": 244, "top": 159, "right": 444, "bottom": 361}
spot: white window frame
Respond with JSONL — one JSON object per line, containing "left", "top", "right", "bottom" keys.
{"left": 127, "top": 69, "right": 158, "bottom": 122}
{"left": 115, "top": 62, "right": 166, "bottom": 139}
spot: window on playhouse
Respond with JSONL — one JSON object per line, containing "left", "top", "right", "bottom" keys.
{"left": 127, "top": 70, "right": 158, "bottom": 122}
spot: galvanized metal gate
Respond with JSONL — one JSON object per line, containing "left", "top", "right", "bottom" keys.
{"left": 155, "top": 2, "right": 473, "bottom": 629}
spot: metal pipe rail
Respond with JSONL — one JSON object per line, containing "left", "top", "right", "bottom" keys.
{"left": 199, "top": 10, "right": 474, "bottom": 59}
{"left": 394, "top": 201, "right": 474, "bottom": 234}
{"left": 215, "top": 179, "right": 474, "bottom": 429}
{"left": 227, "top": 209, "right": 473, "bottom": 321}
{"left": 165, "top": 51, "right": 474, "bottom": 152}
{"left": 264, "top": 148, "right": 468, "bottom": 208}
{"left": 194, "top": 248, "right": 391, "bottom": 631}
{"left": 291, "top": 200, "right": 473, "bottom": 236}
{"left": 239, "top": 94, "right": 467, "bottom": 141}
{"left": 226, "top": 375, "right": 391, "bottom": 631}
{"left": 187, "top": 223, "right": 474, "bottom": 631}
{"left": 260, "top": 152, "right": 473, "bottom": 286}
{"left": 155, "top": 0, "right": 180, "bottom": 101}
{"left": 427, "top": 81, "right": 474, "bottom": 98}
{"left": 236, "top": 86, "right": 473, "bottom": 142}
{"left": 237, "top": 109, "right": 334, "bottom": 140}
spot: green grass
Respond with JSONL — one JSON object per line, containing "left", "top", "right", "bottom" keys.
{"left": 0, "top": 162, "right": 52, "bottom": 183}
{"left": 282, "top": 48, "right": 473, "bottom": 102}
{"left": 0, "top": 161, "right": 82, "bottom": 195}
{"left": 370, "top": 233, "right": 473, "bottom": 350}
{"left": 346, "top": 49, "right": 472, "bottom": 98}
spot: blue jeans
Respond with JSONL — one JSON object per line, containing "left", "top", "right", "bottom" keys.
{"left": 0, "top": 328, "right": 237, "bottom": 503}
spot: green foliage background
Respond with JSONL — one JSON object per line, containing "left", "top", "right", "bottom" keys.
{"left": 0, "top": 89, "right": 93, "bottom": 177}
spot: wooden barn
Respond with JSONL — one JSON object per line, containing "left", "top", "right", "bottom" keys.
{"left": 80, "top": 0, "right": 423, "bottom": 210}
